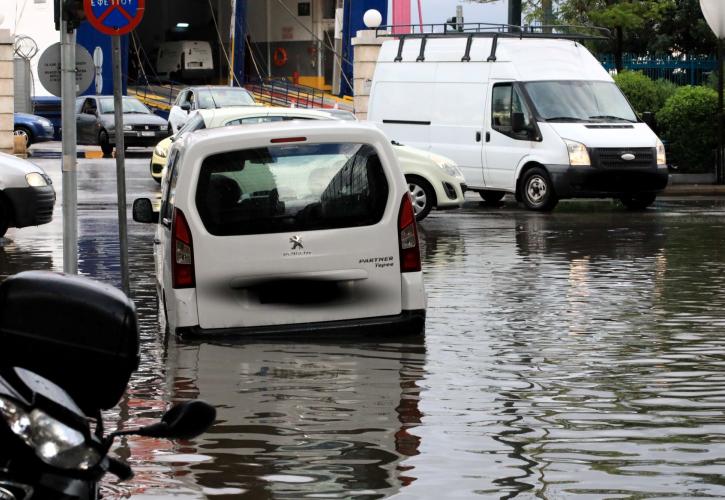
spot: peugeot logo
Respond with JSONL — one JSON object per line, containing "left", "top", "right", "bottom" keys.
{"left": 621, "top": 153, "right": 636, "bottom": 161}
{"left": 289, "top": 235, "right": 303, "bottom": 250}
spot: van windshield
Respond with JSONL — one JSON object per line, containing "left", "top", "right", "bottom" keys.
{"left": 195, "top": 143, "right": 389, "bottom": 236}
{"left": 523, "top": 81, "right": 637, "bottom": 123}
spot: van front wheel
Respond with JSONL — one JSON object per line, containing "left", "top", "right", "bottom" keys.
{"left": 521, "top": 168, "right": 558, "bottom": 211}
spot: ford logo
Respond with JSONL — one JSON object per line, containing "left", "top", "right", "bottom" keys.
{"left": 621, "top": 153, "right": 636, "bottom": 161}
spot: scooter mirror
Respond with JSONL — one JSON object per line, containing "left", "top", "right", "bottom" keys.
{"left": 132, "top": 400, "right": 216, "bottom": 440}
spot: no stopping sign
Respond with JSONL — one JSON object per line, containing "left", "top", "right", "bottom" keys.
{"left": 84, "top": 0, "right": 145, "bottom": 35}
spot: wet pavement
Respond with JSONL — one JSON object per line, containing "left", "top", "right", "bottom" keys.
{"left": 3, "top": 155, "right": 725, "bottom": 499}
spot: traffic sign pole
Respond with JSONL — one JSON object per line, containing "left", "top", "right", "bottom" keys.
{"left": 84, "top": 0, "right": 145, "bottom": 296}
{"left": 112, "top": 34, "right": 130, "bottom": 296}
{"left": 60, "top": 13, "right": 78, "bottom": 275}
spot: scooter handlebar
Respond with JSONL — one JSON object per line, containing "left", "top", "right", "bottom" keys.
{"left": 107, "top": 457, "right": 134, "bottom": 481}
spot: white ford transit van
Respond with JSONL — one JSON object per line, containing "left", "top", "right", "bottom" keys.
{"left": 368, "top": 30, "right": 669, "bottom": 210}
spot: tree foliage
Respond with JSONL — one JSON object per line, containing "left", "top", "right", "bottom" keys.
{"left": 466, "top": 0, "right": 717, "bottom": 57}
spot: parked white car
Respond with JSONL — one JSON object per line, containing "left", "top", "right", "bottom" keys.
{"left": 167, "top": 86, "right": 258, "bottom": 134}
{"left": 152, "top": 107, "right": 466, "bottom": 220}
{"left": 0, "top": 152, "right": 55, "bottom": 237}
{"left": 133, "top": 121, "right": 427, "bottom": 336}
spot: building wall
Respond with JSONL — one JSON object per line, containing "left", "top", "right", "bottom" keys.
{"left": 0, "top": 29, "right": 13, "bottom": 154}
{"left": 0, "top": 0, "right": 56, "bottom": 98}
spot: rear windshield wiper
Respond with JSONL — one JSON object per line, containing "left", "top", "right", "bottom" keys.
{"left": 589, "top": 115, "right": 635, "bottom": 123}
{"left": 544, "top": 116, "right": 587, "bottom": 122}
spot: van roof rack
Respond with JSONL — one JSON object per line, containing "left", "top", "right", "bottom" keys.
{"left": 375, "top": 23, "right": 611, "bottom": 63}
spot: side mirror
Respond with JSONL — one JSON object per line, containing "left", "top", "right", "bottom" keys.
{"left": 511, "top": 112, "right": 527, "bottom": 134}
{"left": 180, "top": 103, "right": 191, "bottom": 112}
{"left": 114, "top": 400, "right": 216, "bottom": 441}
{"left": 132, "top": 198, "right": 159, "bottom": 224}
{"left": 641, "top": 111, "right": 656, "bottom": 130}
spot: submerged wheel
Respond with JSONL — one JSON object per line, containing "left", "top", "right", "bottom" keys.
{"left": 406, "top": 175, "right": 435, "bottom": 221}
{"left": 99, "top": 130, "right": 113, "bottom": 156}
{"left": 521, "top": 167, "right": 558, "bottom": 211}
{"left": 479, "top": 190, "right": 506, "bottom": 204}
{"left": 620, "top": 193, "right": 656, "bottom": 210}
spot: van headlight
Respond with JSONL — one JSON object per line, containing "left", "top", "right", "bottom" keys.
{"left": 26, "top": 172, "right": 48, "bottom": 187}
{"left": 0, "top": 397, "right": 101, "bottom": 471}
{"left": 563, "top": 139, "right": 591, "bottom": 167}
{"left": 656, "top": 139, "right": 667, "bottom": 166}
{"left": 437, "top": 161, "right": 464, "bottom": 180}
{"left": 154, "top": 144, "right": 168, "bottom": 158}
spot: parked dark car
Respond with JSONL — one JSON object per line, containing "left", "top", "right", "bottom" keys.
{"left": 75, "top": 96, "right": 170, "bottom": 155}
{"left": 14, "top": 112, "right": 55, "bottom": 147}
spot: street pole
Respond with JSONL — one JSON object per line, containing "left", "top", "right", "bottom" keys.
{"left": 60, "top": 12, "right": 78, "bottom": 274}
{"left": 112, "top": 35, "right": 130, "bottom": 295}
{"left": 719, "top": 39, "right": 724, "bottom": 184}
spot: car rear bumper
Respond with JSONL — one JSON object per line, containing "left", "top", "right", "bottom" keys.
{"left": 3, "top": 185, "right": 56, "bottom": 228}
{"left": 176, "top": 309, "right": 426, "bottom": 338}
{"left": 547, "top": 164, "right": 669, "bottom": 198}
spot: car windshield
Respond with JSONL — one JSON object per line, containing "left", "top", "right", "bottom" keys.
{"left": 99, "top": 98, "right": 151, "bottom": 115}
{"left": 523, "top": 81, "right": 638, "bottom": 123}
{"left": 196, "top": 88, "right": 255, "bottom": 109}
{"left": 195, "top": 143, "right": 388, "bottom": 236}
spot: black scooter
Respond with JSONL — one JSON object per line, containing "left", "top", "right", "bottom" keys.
{"left": 0, "top": 271, "right": 216, "bottom": 500}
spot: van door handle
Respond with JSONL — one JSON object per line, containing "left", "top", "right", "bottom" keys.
{"left": 475, "top": 131, "right": 481, "bottom": 142}
{"left": 153, "top": 238, "right": 161, "bottom": 245}
{"left": 486, "top": 132, "right": 491, "bottom": 142}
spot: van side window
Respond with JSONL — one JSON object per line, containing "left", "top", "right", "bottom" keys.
{"left": 491, "top": 83, "right": 534, "bottom": 140}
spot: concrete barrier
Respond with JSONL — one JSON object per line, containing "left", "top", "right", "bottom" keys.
{"left": 0, "top": 29, "right": 12, "bottom": 155}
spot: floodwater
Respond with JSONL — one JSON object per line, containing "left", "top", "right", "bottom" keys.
{"left": 3, "top": 158, "right": 725, "bottom": 499}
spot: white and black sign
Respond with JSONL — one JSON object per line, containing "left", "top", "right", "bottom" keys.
{"left": 38, "top": 42, "right": 94, "bottom": 97}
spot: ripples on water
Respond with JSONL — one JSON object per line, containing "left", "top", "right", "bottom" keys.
{"left": 3, "top": 194, "right": 725, "bottom": 499}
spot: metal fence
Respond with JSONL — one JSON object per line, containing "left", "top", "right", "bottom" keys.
{"left": 600, "top": 54, "right": 717, "bottom": 86}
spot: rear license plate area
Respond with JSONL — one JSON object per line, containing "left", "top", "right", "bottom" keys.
{"left": 252, "top": 280, "right": 349, "bottom": 305}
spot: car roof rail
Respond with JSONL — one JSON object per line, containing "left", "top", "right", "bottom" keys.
{"left": 376, "top": 23, "right": 611, "bottom": 62}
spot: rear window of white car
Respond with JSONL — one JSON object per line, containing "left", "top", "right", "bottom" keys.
{"left": 195, "top": 143, "right": 389, "bottom": 236}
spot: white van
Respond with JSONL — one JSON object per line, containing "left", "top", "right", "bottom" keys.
{"left": 156, "top": 41, "right": 214, "bottom": 82}
{"left": 133, "top": 121, "right": 426, "bottom": 336}
{"left": 368, "top": 33, "right": 669, "bottom": 210}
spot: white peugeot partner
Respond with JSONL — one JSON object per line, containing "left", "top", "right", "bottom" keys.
{"left": 368, "top": 31, "right": 669, "bottom": 210}
{"left": 133, "top": 122, "right": 426, "bottom": 336}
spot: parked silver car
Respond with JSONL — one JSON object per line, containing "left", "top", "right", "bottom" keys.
{"left": 75, "top": 96, "right": 169, "bottom": 155}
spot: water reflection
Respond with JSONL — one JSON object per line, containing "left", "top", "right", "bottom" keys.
{"left": 406, "top": 208, "right": 725, "bottom": 498}
{"left": 122, "top": 338, "right": 427, "bottom": 499}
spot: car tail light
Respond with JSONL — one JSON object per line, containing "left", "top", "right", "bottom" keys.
{"left": 398, "top": 194, "right": 421, "bottom": 273}
{"left": 172, "top": 208, "right": 195, "bottom": 288}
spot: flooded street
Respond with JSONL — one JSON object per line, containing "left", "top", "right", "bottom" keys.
{"left": 3, "top": 157, "right": 725, "bottom": 498}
